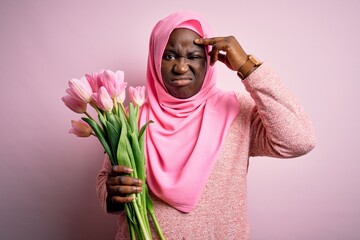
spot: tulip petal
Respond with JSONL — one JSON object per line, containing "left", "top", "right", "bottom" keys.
{"left": 100, "top": 70, "right": 127, "bottom": 102}
{"left": 129, "top": 86, "right": 146, "bottom": 106}
{"left": 69, "top": 119, "right": 92, "bottom": 137}
{"left": 68, "top": 77, "right": 93, "bottom": 103}
{"left": 62, "top": 95, "right": 87, "bottom": 113}
{"left": 92, "top": 86, "right": 113, "bottom": 112}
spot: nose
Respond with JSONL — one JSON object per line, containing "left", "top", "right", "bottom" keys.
{"left": 173, "top": 57, "right": 189, "bottom": 74}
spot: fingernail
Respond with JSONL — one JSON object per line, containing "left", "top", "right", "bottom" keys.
{"left": 125, "top": 167, "right": 133, "bottom": 173}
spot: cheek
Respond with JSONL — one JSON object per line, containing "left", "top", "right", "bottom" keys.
{"left": 160, "top": 62, "right": 174, "bottom": 93}
{"left": 196, "top": 64, "right": 207, "bottom": 90}
{"left": 160, "top": 62, "right": 170, "bottom": 82}
{"left": 197, "top": 63, "right": 207, "bottom": 81}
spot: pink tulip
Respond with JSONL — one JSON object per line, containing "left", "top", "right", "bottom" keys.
{"left": 101, "top": 70, "right": 127, "bottom": 103}
{"left": 67, "top": 76, "right": 93, "bottom": 103}
{"left": 69, "top": 119, "right": 92, "bottom": 137}
{"left": 129, "top": 86, "right": 146, "bottom": 107}
{"left": 92, "top": 86, "right": 114, "bottom": 112}
{"left": 117, "top": 89, "right": 126, "bottom": 104}
{"left": 62, "top": 95, "right": 87, "bottom": 113}
{"left": 85, "top": 71, "right": 103, "bottom": 93}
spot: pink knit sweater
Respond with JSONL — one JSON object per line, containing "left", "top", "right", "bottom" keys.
{"left": 96, "top": 64, "right": 316, "bottom": 239}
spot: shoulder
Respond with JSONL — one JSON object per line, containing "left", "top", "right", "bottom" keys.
{"left": 212, "top": 89, "right": 255, "bottom": 119}
{"left": 233, "top": 91, "right": 255, "bottom": 113}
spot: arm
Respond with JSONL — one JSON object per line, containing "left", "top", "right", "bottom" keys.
{"left": 96, "top": 155, "right": 110, "bottom": 212}
{"left": 195, "top": 36, "right": 315, "bottom": 158}
{"left": 244, "top": 64, "right": 316, "bottom": 158}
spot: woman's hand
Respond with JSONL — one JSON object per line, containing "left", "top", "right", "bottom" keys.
{"left": 194, "top": 36, "right": 248, "bottom": 71}
{"left": 106, "top": 165, "right": 143, "bottom": 212}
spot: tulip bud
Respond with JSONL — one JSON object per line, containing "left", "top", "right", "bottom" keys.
{"left": 129, "top": 86, "right": 146, "bottom": 107}
{"left": 62, "top": 95, "right": 87, "bottom": 113}
{"left": 67, "top": 76, "right": 93, "bottom": 103}
{"left": 85, "top": 72, "right": 103, "bottom": 93}
{"left": 92, "top": 86, "right": 114, "bottom": 112}
{"left": 101, "top": 70, "right": 127, "bottom": 102}
{"left": 69, "top": 119, "right": 92, "bottom": 137}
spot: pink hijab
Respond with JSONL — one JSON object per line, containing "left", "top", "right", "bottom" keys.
{"left": 140, "top": 11, "right": 240, "bottom": 212}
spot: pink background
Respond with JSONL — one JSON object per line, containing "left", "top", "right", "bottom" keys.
{"left": 1, "top": 0, "right": 359, "bottom": 239}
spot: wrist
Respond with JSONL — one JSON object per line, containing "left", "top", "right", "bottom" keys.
{"left": 237, "top": 54, "right": 263, "bottom": 79}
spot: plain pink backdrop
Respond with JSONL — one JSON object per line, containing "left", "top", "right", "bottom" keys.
{"left": 1, "top": 0, "right": 359, "bottom": 239}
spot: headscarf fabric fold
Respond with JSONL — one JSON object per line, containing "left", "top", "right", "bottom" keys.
{"left": 140, "top": 11, "right": 240, "bottom": 212}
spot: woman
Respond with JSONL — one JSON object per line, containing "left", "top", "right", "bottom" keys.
{"left": 96, "top": 11, "right": 315, "bottom": 239}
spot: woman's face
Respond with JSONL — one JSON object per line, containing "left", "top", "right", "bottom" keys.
{"left": 161, "top": 28, "right": 207, "bottom": 99}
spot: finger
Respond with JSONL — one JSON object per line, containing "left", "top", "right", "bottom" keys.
{"left": 217, "top": 53, "right": 227, "bottom": 65}
{"left": 107, "top": 185, "right": 142, "bottom": 196}
{"left": 109, "top": 165, "right": 133, "bottom": 175}
{"left": 209, "top": 47, "right": 219, "bottom": 66}
{"left": 217, "top": 53, "right": 235, "bottom": 70}
{"left": 107, "top": 175, "right": 143, "bottom": 186}
{"left": 194, "top": 37, "right": 224, "bottom": 46}
{"left": 111, "top": 195, "right": 135, "bottom": 204}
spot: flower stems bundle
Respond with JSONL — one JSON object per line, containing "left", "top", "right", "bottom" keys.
{"left": 62, "top": 70, "right": 165, "bottom": 240}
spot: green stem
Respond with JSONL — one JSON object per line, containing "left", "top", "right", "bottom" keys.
{"left": 125, "top": 204, "right": 136, "bottom": 240}
{"left": 93, "top": 105, "right": 105, "bottom": 120}
{"left": 136, "top": 105, "right": 139, "bottom": 123}
{"left": 146, "top": 190, "right": 165, "bottom": 240}
{"left": 119, "top": 102, "right": 128, "bottom": 120}
{"left": 84, "top": 111, "right": 95, "bottom": 121}
{"left": 149, "top": 209, "right": 165, "bottom": 240}
{"left": 129, "top": 226, "right": 136, "bottom": 240}
{"left": 141, "top": 189, "right": 151, "bottom": 235}
{"left": 132, "top": 198, "right": 151, "bottom": 240}
{"left": 113, "top": 98, "right": 119, "bottom": 115}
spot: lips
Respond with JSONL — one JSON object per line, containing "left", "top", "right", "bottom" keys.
{"left": 171, "top": 77, "right": 192, "bottom": 87}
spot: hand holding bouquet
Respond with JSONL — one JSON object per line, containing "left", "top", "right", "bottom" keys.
{"left": 62, "top": 69, "right": 164, "bottom": 240}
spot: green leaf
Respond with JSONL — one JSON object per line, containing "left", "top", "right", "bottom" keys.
{"left": 129, "top": 131, "right": 145, "bottom": 181}
{"left": 118, "top": 106, "right": 132, "bottom": 134}
{"left": 82, "top": 117, "right": 114, "bottom": 164}
{"left": 124, "top": 134, "right": 137, "bottom": 179}
{"left": 117, "top": 115, "right": 131, "bottom": 167}
{"left": 139, "top": 120, "right": 153, "bottom": 141}
{"left": 108, "top": 113, "right": 121, "bottom": 130}
{"left": 145, "top": 186, "right": 154, "bottom": 214}
{"left": 105, "top": 121, "right": 120, "bottom": 164}
{"left": 128, "top": 103, "right": 138, "bottom": 133}
{"left": 98, "top": 112, "right": 107, "bottom": 129}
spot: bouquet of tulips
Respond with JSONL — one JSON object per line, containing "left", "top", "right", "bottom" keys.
{"left": 62, "top": 69, "right": 165, "bottom": 240}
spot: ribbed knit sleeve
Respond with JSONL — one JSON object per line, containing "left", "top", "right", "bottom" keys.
{"left": 96, "top": 154, "right": 111, "bottom": 212}
{"left": 243, "top": 63, "right": 316, "bottom": 158}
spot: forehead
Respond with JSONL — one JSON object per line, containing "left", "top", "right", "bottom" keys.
{"left": 165, "top": 28, "right": 203, "bottom": 50}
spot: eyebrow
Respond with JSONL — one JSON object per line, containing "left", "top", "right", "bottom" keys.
{"left": 163, "top": 48, "right": 205, "bottom": 55}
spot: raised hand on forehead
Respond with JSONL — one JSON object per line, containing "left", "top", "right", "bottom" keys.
{"left": 194, "top": 36, "right": 248, "bottom": 71}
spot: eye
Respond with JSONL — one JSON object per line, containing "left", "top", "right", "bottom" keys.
{"left": 162, "top": 52, "right": 176, "bottom": 61}
{"left": 188, "top": 55, "right": 204, "bottom": 60}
